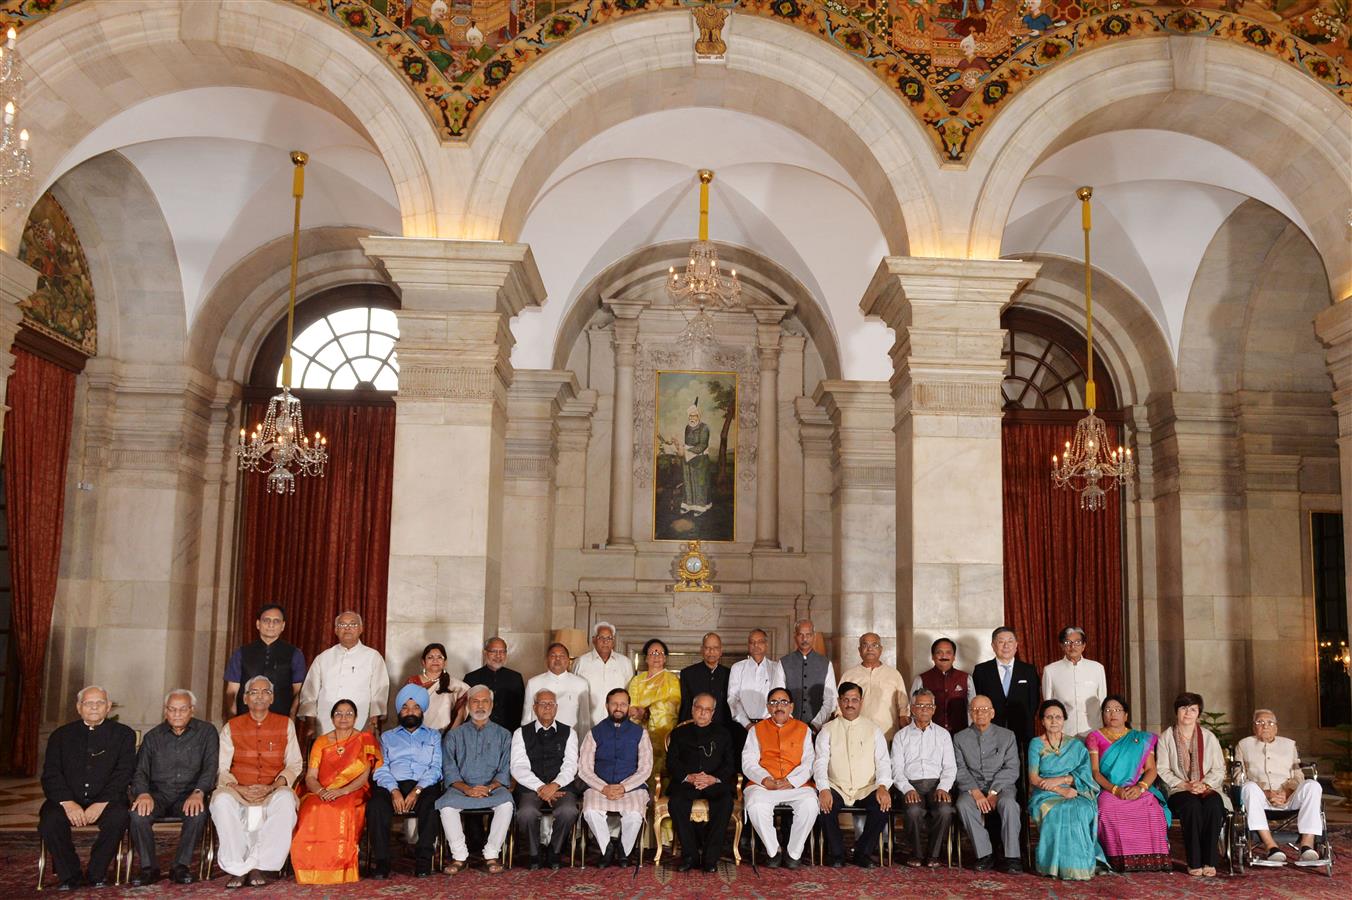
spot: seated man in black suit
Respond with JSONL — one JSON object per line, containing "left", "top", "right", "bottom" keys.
{"left": 667, "top": 693, "right": 737, "bottom": 872}
{"left": 38, "top": 685, "right": 137, "bottom": 890}
{"left": 971, "top": 626, "right": 1041, "bottom": 752}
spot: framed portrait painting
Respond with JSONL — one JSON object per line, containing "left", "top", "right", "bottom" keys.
{"left": 653, "top": 370, "right": 737, "bottom": 542}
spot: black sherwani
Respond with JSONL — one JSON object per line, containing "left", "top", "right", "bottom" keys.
{"left": 39, "top": 718, "right": 137, "bottom": 883}
{"left": 666, "top": 721, "right": 736, "bottom": 865}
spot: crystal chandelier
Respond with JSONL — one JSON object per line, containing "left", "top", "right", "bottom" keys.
{"left": 1051, "top": 186, "right": 1135, "bottom": 511}
{"left": 236, "top": 151, "right": 329, "bottom": 494}
{"left": 668, "top": 169, "right": 741, "bottom": 348}
{"left": 0, "top": 26, "right": 32, "bottom": 214}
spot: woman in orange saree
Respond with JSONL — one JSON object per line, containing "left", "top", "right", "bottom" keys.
{"left": 291, "top": 699, "right": 383, "bottom": 884}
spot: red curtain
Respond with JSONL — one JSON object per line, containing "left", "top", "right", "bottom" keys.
{"left": 235, "top": 400, "right": 394, "bottom": 664}
{"left": 1002, "top": 419, "right": 1124, "bottom": 696}
{"left": 3, "top": 348, "right": 77, "bottom": 775}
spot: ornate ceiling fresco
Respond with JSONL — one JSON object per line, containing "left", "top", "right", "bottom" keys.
{"left": 2, "top": 0, "right": 1348, "bottom": 164}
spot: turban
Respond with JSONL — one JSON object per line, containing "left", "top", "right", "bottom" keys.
{"left": 395, "top": 683, "right": 430, "bottom": 714}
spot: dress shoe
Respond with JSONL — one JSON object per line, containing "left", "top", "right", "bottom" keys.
{"left": 1002, "top": 857, "right": 1024, "bottom": 874}
{"left": 600, "top": 843, "right": 616, "bottom": 868}
{"left": 56, "top": 879, "right": 81, "bottom": 892}
{"left": 528, "top": 855, "right": 542, "bottom": 871}
{"left": 784, "top": 853, "right": 801, "bottom": 870}
{"left": 371, "top": 863, "right": 392, "bottom": 879}
{"left": 131, "top": 867, "right": 160, "bottom": 886}
{"left": 852, "top": 854, "right": 876, "bottom": 869}
{"left": 764, "top": 850, "right": 783, "bottom": 868}
{"left": 973, "top": 854, "right": 994, "bottom": 871}
{"left": 826, "top": 856, "right": 845, "bottom": 868}
{"left": 702, "top": 862, "right": 719, "bottom": 873}
{"left": 87, "top": 877, "right": 111, "bottom": 889}
{"left": 170, "top": 864, "right": 194, "bottom": 884}
{"left": 624, "top": 849, "right": 640, "bottom": 867}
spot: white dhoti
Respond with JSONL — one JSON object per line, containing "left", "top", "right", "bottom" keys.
{"left": 743, "top": 785, "right": 817, "bottom": 860}
{"left": 439, "top": 803, "right": 513, "bottom": 862}
{"left": 209, "top": 790, "right": 297, "bottom": 876}
{"left": 1242, "top": 781, "right": 1323, "bottom": 835}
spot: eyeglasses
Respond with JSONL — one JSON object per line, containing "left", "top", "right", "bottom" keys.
{"left": 486, "top": 648, "right": 507, "bottom": 655}
{"left": 332, "top": 709, "right": 357, "bottom": 717}
{"left": 970, "top": 706, "right": 994, "bottom": 713}
{"left": 1062, "top": 639, "right": 1085, "bottom": 646}
{"left": 767, "top": 699, "right": 792, "bottom": 707}
{"left": 860, "top": 642, "right": 882, "bottom": 650}
{"left": 259, "top": 617, "right": 284, "bottom": 625}
{"left": 336, "top": 623, "right": 361, "bottom": 630}
{"left": 595, "top": 635, "right": 615, "bottom": 642}
{"left": 245, "top": 689, "right": 274, "bottom": 696}
{"left": 1254, "top": 720, "right": 1277, "bottom": 727}
{"left": 912, "top": 703, "right": 936, "bottom": 710}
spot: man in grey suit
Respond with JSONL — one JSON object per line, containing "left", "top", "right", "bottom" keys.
{"left": 952, "top": 695, "right": 1022, "bottom": 873}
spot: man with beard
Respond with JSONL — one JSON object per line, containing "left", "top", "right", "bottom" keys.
{"left": 666, "top": 693, "right": 736, "bottom": 872}
{"left": 436, "top": 685, "right": 514, "bottom": 875}
{"left": 511, "top": 689, "right": 581, "bottom": 870}
{"left": 366, "top": 684, "right": 444, "bottom": 878}
{"left": 578, "top": 688, "right": 653, "bottom": 867}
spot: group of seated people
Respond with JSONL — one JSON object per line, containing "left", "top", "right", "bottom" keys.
{"left": 37, "top": 610, "right": 1328, "bottom": 888}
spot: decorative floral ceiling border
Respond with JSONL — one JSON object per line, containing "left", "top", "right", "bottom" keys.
{"left": 2, "top": 0, "right": 1347, "bottom": 165}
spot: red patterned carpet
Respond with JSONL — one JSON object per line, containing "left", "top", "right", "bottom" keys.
{"left": 2, "top": 829, "right": 1348, "bottom": 898}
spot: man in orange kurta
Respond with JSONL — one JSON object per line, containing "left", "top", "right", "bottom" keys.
{"left": 209, "top": 675, "right": 303, "bottom": 888}
{"left": 740, "top": 687, "right": 817, "bottom": 867}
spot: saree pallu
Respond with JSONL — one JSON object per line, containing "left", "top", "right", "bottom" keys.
{"left": 1087, "top": 729, "right": 1171, "bottom": 872}
{"left": 291, "top": 731, "right": 382, "bottom": 884}
{"left": 1028, "top": 737, "right": 1106, "bottom": 880}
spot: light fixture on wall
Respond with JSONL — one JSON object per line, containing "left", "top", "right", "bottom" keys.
{"left": 667, "top": 169, "right": 741, "bottom": 350}
{"left": 1051, "top": 186, "right": 1135, "bottom": 511}
{"left": 235, "top": 151, "right": 329, "bottom": 494}
{"left": 0, "top": 26, "right": 32, "bottom": 214}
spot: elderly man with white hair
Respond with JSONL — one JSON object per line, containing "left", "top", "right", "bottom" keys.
{"left": 1234, "top": 708, "right": 1325, "bottom": 866}
{"left": 297, "top": 610, "right": 390, "bottom": 737}
{"left": 210, "top": 675, "right": 303, "bottom": 888}
{"left": 571, "top": 621, "right": 634, "bottom": 727}
{"left": 39, "top": 685, "right": 137, "bottom": 891}
{"left": 128, "top": 689, "right": 218, "bottom": 886}
{"left": 436, "top": 684, "right": 514, "bottom": 874}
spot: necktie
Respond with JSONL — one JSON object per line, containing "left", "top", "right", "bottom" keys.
{"left": 1000, "top": 664, "right": 1011, "bottom": 696}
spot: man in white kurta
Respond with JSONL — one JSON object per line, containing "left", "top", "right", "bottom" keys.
{"left": 1040, "top": 626, "right": 1107, "bottom": 736}
{"left": 741, "top": 687, "right": 817, "bottom": 868}
{"left": 728, "top": 628, "right": 785, "bottom": 728}
{"left": 571, "top": 621, "right": 634, "bottom": 725}
{"left": 523, "top": 642, "right": 592, "bottom": 729}
{"left": 296, "top": 610, "right": 390, "bottom": 736}
{"left": 839, "top": 632, "right": 909, "bottom": 741}
{"left": 1235, "top": 709, "right": 1324, "bottom": 865}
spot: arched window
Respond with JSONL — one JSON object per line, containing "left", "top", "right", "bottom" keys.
{"left": 1001, "top": 308, "right": 1118, "bottom": 418}
{"left": 282, "top": 306, "right": 399, "bottom": 391}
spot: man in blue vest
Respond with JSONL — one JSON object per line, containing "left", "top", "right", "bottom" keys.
{"left": 222, "top": 604, "right": 305, "bottom": 718}
{"left": 781, "top": 619, "right": 837, "bottom": 730}
{"left": 511, "top": 688, "right": 581, "bottom": 870}
{"left": 578, "top": 688, "right": 653, "bottom": 867}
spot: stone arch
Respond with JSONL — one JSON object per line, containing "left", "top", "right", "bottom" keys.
{"left": 191, "top": 226, "right": 395, "bottom": 384}
{"left": 6, "top": 0, "right": 440, "bottom": 248}
{"left": 966, "top": 38, "right": 1352, "bottom": 301}
{"left": 1009, "top": 254, "right": 1176, "bottom": 407}
{"left": 550, "top": 240, "right": 842, "bottom": 384}
{"left": 463, "top": 13, "right": 942, "bottom": 256}
{"left": 45, "top": 151, "right": 184, "bottom": 365}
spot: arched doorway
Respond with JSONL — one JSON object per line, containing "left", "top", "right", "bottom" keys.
{"left": 1000, "top": 307, "right": 1125, "bottom": 694}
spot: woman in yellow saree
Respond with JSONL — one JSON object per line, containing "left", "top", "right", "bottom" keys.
{"left": 626, "top": 638, "right": 681, "bottom": 792}
{"left": 291, "top": 699, "right": 383, "bottom": 884}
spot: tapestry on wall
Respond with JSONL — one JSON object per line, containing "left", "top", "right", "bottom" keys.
{"left": 16, "top": 191, "right": 97, "bottom": 357}
{"left": 654, "top": 370, "right": 737, "bottom": 542}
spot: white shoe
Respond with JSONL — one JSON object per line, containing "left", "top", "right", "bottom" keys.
{"left": 1294, "top": 846, "right": 1324, "bottom": 867}
{"left": 1252, "top": 847, "right": 1287, "bottom": 866}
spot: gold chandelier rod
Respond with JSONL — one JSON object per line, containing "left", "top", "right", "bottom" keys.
{"left": 281, "top": 150, "right": 308, "bottom": 390}
{"left": 697, "top": 169, "right": 713, "bottom": 241}
{"left": 1077, "top": 185, "right": 1097, "bottom": 411}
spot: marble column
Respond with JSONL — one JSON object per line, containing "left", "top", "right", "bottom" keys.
{"left": 754, "top": 308, "right": 788, "bottom": 549}
{"left": 860, "top": 257, "right": 1040, "bottom": 678}
{"left": 814, "top": 381, "right": 897, "bottom": 669}
{"left": 0, "top": 250, "right": 36, "bottom": 454}
{"left": 603, "top": 299, "right": 646, "bottom": 547}
{"left": 361, "top": 237, "right": 545, "bottom": 678}
{"left": 1316, "top": 299, "right": 1352, "bottom": 726}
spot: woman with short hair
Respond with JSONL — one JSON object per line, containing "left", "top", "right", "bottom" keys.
{"left": 1156, "top": 692, "right": 1229, "bottom": 877}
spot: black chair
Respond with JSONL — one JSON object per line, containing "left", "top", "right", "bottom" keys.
{"left": 813, "top": 802, "right": 889, "bottom": 866}
{"left": 360, "top": 808, "right": 445, "bottom": 874}
{"left": 122, "top": 814, "right": 216, "bottom": 883}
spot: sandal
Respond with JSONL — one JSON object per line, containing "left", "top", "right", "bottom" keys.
{"left": 225, "top": 875, "right": 246, "bottom": 889}
{"left": 485, "top": 858, "right": 505, "bottom": 875}
{"left": 925, "top": 859, "right": 942, "bottom": 868}
{"left": 1202, "top": 866, "right": 1217, "bottom": 877}
{"left": 1187, "top": 867, "right": 1205, "bottom": 877}
{"left": 905, "top": 858, "right": 922, "bottom": 868}
{"left": 445, "top": 860, "right": 467, "bottom": 875}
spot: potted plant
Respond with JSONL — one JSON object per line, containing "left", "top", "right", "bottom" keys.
{"left": 1324, "top": 724, "right": 1352, "bottom": 808}
{"left": 1200, "top": 710, "right": 1236, "bottom": 755}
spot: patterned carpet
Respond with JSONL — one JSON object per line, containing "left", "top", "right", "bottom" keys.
{"left": 1, "top": 829, "right": 1347, "bottom": 898}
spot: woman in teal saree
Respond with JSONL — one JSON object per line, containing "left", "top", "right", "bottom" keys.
{"left": 1028, "top": 699, "right": 1107, "bottom": 880}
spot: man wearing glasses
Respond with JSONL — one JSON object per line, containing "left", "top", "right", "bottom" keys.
{"left": 1040, "top": 626, "right": 1107, "bottom": 737}
{"left": 572, "top": 622, "right": 634, "bottom": 727}
{"left": 465, "top": 636, "right": 526, "bottom": 731}
{"left": 223, "top": 604, "right": 306, "bottom": 718}
{"left": 741, "top": 687, "right": 817, "bottom": 868}
{"left": 1234, "top": 710, "right": 1325, "bottom": 865}
{"left": 297, "top": 611, "right": 390, "bottom": 737}
{"left": 890, "top": 689, "right": 956, "bottom": 868}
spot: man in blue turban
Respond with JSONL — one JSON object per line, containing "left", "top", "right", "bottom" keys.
{"left": 366, "top": 683, "right": 443, "bottom": 878}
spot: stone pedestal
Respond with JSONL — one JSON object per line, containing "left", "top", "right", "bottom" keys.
{"left": 361, "top": 237, "right": 545, "bottom": 678}
{"left": 814, "top": 381, "right": 896, "bottom": 669}
{"left": 860, "top": 257, "right": 1040, "bottom": 677}
{"left": 0, "top": 250, "right": 36, "bottom": 454}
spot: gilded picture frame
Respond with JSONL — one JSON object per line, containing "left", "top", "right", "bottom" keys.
{"left": 653, "top": 370, "right": 737, "bottom": 542}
